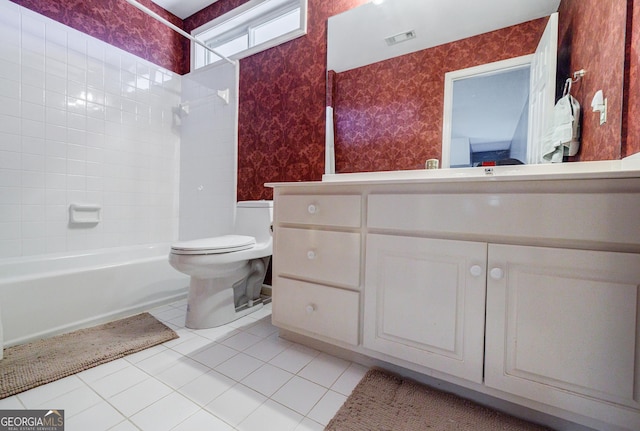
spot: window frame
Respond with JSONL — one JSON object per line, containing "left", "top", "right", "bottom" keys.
{"left": 190, "top": 0, "right": 308, "bottom": 70}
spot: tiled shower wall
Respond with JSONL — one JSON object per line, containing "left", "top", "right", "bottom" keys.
{"left": 0, "top": 0, "right": 181, "bottom": 258}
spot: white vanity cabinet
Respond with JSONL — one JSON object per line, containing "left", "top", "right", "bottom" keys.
{"left": 269, "top": 176, "right": 640, "bottom": 431}
{"left": 364, "top": 234, "right": 487, "bottom": 383}
{"left": 271, "top": 194, "right": 362, "bottom": 346}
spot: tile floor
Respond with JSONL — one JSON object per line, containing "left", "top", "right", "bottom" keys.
{"left": 0, "top": 300, "right": 369, "bottom": 431}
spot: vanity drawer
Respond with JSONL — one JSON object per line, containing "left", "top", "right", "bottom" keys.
{"left": 368, "top": 193, "right": 640, "bottom": 246}
{"left": 276, "top": 194, "right": 361, "bottom": 227}
{"left": 275, "top": 227, "right": 361, "bottom": 288}
{"left": 273, "top": 277, "right": 360, "bottom": 346}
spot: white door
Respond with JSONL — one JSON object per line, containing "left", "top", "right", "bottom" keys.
{"left": 485, "top": 244, "right": 640, "bottom": 429}
{"left": 527, "top": 12, "right": 558, "bottom": 164}
{"left": 364, "top": 234, "right": 487, "bottom": 383}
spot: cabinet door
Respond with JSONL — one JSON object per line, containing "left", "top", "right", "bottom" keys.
{"left": 485, "top": 244, "right": 640, "bottom": 429}
{"left": 364, "top": 234, "right": 487, "bottom": 383}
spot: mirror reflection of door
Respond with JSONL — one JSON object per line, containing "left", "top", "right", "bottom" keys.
{"left": 442, "top": 13, "right": 558, "bottom": 168}
{"left": 450, "top": 66, "right": 531, "bottom": 167}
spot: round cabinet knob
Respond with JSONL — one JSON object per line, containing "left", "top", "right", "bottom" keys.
{"left": 307, "top": 204, "right": 318, "bottom": 214}
{"left": 469, "top": 265, "right": 483, "bottom": 277}
{"left": 307, "top": 250, "right": 317, "bottom": 260}
{"left": 305, "top": 304, "right": 316, "bottom": 314}
{"left": 490, "top": 267, "right": 504, "bottom": 280}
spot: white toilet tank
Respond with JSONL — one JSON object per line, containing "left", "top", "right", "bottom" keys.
{"left": 234, "top": 200, "right": 273, "bottom": 244}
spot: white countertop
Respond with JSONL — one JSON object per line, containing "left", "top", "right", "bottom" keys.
{"left": 268, "top": 158, "right": 640, "bottom": 187}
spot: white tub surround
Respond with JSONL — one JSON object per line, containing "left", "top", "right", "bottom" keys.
{"left": 178, "top": 62, "right": 239, "bottom": 241}
{"left": 0, "top": 244, "right": 188, "bottom": 347}
{"left": 268, "top": 167, "right": 640, "bottom": 431}
{"left": 0, "top": 0, "right": 181, "bottom": 259}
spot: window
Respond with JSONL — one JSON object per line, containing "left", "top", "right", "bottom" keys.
{"left": 192, "top": 0, "right": 307, "bottom": 69}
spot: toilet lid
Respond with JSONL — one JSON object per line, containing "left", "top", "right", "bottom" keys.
{"left": 171, "top": 235, "right": 256, "bottom": 255}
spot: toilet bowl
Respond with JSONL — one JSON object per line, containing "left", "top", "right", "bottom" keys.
{"left": 169, "top": 200, "right": 273, "bottom": 329}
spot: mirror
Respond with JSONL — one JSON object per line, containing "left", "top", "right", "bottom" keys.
{"left": 327, "top": 0, "right": 628, "bottom": 173}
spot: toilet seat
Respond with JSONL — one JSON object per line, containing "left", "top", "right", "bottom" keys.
{"left": 171, "top": 235, "right": 256, "bottom": 255}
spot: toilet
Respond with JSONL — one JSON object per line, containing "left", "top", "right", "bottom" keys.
{"left": 169, "top": 200, "right": 273, "bottom": 329}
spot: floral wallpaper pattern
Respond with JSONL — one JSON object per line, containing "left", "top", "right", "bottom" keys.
{"left": 558, "top": 0, "right": 627, "bottom": 162}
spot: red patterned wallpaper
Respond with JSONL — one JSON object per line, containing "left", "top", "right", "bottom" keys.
{"left": 185, "top": 0, "right": 369, "bottom": 200}
{"left": 558, "top": 0, "right": 627, "bottom": 162}
{"left": 10, "top": 0, "right": 187, "bottom": 74}
{"left": 332, "top": 19, "right": 548, "bottom": 173}
{"left": 624, "top": 0, "right": 640, "bottom": 157}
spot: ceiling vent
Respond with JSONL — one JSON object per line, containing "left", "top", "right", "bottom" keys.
{"left": 385, "top": 30, "right": 416, "bottom": 46}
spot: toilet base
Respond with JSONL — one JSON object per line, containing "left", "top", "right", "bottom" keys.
{"left": 184, "top": 258, "right": 269, "bottom": 329}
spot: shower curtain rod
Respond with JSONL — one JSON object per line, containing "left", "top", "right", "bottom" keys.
{"left": 123, "top": 0, "right": 237, "bottom": 66}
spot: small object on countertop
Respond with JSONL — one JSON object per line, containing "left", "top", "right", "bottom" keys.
{"left": 425, "top": 159, "right": 439, "bottom": 169}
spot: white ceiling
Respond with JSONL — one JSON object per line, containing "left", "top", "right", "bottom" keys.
{"left": 328, "top": 0, "right": 561, "bottom": 72}
{"left": 151, "top": 0, "right": 219, "bottom": 19}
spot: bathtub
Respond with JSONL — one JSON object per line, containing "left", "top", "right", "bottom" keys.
{"left": 0, "top": 243, "right": 189, "bottom": 348}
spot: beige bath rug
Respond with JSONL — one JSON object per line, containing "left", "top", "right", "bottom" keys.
{"left": 325, "top": 368, "right": 553, "bottom": 431}
{"left": 0, "top": 313, "right": 178, "bottom": 399}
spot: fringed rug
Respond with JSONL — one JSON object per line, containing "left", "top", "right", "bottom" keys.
{"left": 325, "top": 369, "right": 553, "bottom": 431}
{"left": 0, "top": 313, "right": 178, "bottom": 399}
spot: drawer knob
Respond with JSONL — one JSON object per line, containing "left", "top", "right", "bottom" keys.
{"left": 305, "top": 304, "right": 316, "bottom": 314}
{"left": 307, "top": 250, "right": 317, "bottom": 260}
{"left": 469, "top": 265, "right": 482, "bottom": 277}
{"left": 490, "top": 267, "right": 504, "bottom": 280}
{"left": 307, "top": 204, "right": 318, "bottom": 214}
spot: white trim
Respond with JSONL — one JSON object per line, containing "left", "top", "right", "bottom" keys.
{"left": 325, "top": 106, "right": 335, "bottom": 175}
{"left": 442, "top": 54, "right": 534, "bottom": 168}
{"left": 190, "top": 0, "right": 307, "bottom": 71}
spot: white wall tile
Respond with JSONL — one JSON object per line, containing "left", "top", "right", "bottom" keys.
{"left": 22, "top": 84, "right": 45, "bottom": 104}
{"left": 0, "top": 59, "right": 20, "bottom": 81}
{"left": 45, "top": 74, "right": 66, "bottom": 94}
{"left": 44, "top": 89, "right": 65, "bottom": 109}
{"left": 21, "top": 65, "right": 45, "bottom": 88}
{"left": 0, "top": 77, "right": 19, "bottom": 99}
{"left": 21, "top": 118, "right": 45, "bottom": 139}
{"left": 45, "top": 107, "right": 66, "bottom": 126}
{"left": 21, "top": 152, "right": 45, "bottom": 171}
{"left": 0, "top": 0, "right": 181, "bottom": 258}
{"left": 0, "top": 42, "right": 19, "bottom": 64}
{"left": 0, "top": 204, "right": 20, "bottom": 222}
{"left": 0, "top": 187, "right": 21, "bottom": 204}
{"left": 0, "top": 132, "right": 20, "bottom": 152}
{"left": 22, "top": 49, "right": 44, "bottom": 71}
{"left": 22, "top": 101, "right": 45, "bottom": 122}
{"left": 21, "top": 170, "right": 44, "bottom": 188}
{"left": 0, "top": 150, "right": 20, "bottom": 169}
{"left": 0, "top": 96, "right": 19, "bottom": 117}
